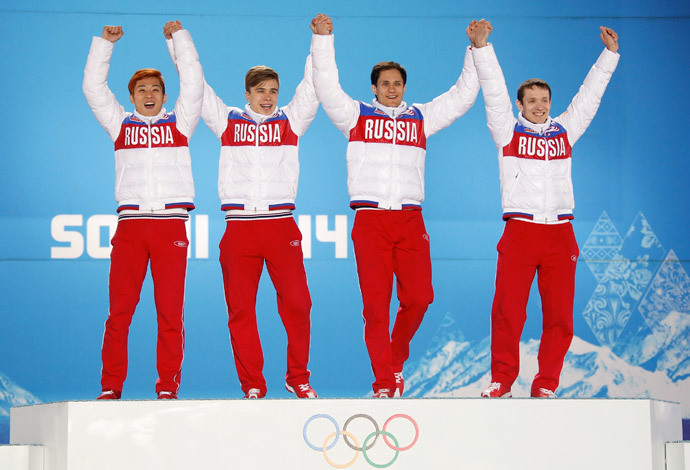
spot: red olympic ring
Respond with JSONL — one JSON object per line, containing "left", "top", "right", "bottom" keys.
{"left": 382, "top": 414, "right": 419, "bottom": 451}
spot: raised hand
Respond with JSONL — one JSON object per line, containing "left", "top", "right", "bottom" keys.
{"left": 600, "top": 26, "right": 619, "bottom": 53}
{"left": 101, "top": 25, "right": 123, "bottom": 43}
{"left": 163, "top": 20, "right": 183, "bottom": 40}
{"left": 467, "top": 19, "right": 492, "bottom": 48}
{"left": 311, "top": 13, "right": 333, "bottom": 35}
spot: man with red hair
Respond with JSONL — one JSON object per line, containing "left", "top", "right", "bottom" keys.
{"left": 83, "top": 21, "right": 203, "bottom": 400}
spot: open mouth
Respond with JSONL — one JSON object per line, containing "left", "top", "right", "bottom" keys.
{"left": 145, "top": 102, "right": 156, "bottom": 110}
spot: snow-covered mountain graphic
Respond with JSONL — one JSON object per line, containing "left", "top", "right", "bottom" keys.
{"left": 405, "top": 332, "right": 690, "bottom": 417}
{"left": 405, "top": 211, "right": 690, "bottom": 419}
{"left": 0, "top": 372, "right": 41, "bottom": 443}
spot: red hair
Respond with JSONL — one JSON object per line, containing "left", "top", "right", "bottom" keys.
{"left": 128, "top": 68, "right": 165, "bottom": 95}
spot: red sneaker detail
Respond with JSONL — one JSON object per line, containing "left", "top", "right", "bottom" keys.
{"left": 373, "top": 388, "right": 395, "bottom": 398}
{"left": 481, "top": 382, "right": 512, "bottom": 398}
{"left": 97, "top": 390, "right": 121, "bottom": 400}
{"left": 157, "top": 391, "right": 178, "bottom": 400}
{"left": 394, "top": 372, "right": 404, "bottom": 397}
{"left": 531, "top": 388, "right": 557, "bottom": 398}
{"left": 285, "top": 383, "right": 317, "bottom": 398}
{"left": 244, "top": 388, "right": 265, "bottom": 399}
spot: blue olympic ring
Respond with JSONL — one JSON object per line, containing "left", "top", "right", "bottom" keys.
{"left": 303, "top": 414, "right": 340, "bottom": 451}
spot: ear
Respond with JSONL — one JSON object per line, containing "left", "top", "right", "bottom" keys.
{"left": 245, "top": 91, "right": 250, "bottom": 103}
{"left": 163, "top": 94, "right": 167, "bottom": 105}
{"left": 515, "top": 99, "right": 523, "bottom": 112}
{"left": 129, "top": 94, "right": 135, "bottom": 105}
{"left": 371, "top": 84, "right": 377, "bottom": 97}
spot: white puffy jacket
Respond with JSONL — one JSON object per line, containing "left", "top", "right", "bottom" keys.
{"left": 472, "top": 44, "right": 619, "bottom": 223}
{"left": 199, "top": 56, "right": 318, "bottom": 211}
{"left": 311, "top": 33, "right": 480, "bottom": 210}
{"left": 83, "top": 29, "right": 203, "bottom": 212}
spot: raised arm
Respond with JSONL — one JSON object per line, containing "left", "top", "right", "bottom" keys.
{"left": 281, "top": 18, "right": 322, "bottom": 137}
{"left": 166, "top": 30, "right": 230, "bottom": 139}
{"left": 283, "top": 52, "right": 319, "bottom": 137}
{"left": 82, "top": 25, "right": 128, "bottom": 142}
{"left": 470, "top": 20, "right": 516, "bottom": 148}
{"left": 416, "top": 21, "right": 484, "bottom": 138}
{"left": 164, "top": 21, "right": 204, "bottom": 138}
{"left": 556, "top": 26, "right": 620, "bottom": 145}
{"left": 310, "top": 13, "right": 360, "bottom": 136}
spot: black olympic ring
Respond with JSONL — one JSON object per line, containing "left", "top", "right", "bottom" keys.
{"left": 303, "top": 413, "right": 419, "bottom": 469}
{"left": 343, "top": 413, "right": 380, "bottom": 451}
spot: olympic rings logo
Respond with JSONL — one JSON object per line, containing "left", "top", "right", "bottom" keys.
{"left": 303, "top": 413, "right": 419, "bottom": 468}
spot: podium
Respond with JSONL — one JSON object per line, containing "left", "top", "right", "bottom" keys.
{"left": 5, "top": 397, "right": 686, "bottom": 469}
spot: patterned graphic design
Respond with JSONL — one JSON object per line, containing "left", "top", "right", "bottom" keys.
{"left": 582, "top": 212, "right": 665, "bottom": 348}
{"left": 581, "top": 211, "right": 622, "bottom": 281}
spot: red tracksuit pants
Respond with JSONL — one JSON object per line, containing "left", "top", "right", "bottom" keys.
{"left": 490, "top": 219, "right": 578, "bottom": 392}
{"left": 351, "top": 210, "right": 434, "bottom": 392}
{"left": 219, "top": 217, "right": 312, "bottom": 397}
{"left": 101, "top": 218, "right": 188, "bottom": 395}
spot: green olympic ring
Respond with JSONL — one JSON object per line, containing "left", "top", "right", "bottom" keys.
{"left": 362, "top": 430, "right": 399, "bottom": 468}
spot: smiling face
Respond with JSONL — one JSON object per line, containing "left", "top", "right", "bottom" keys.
{"left": 129, "top": 76, "right": 167, "bottom": 116}
{"left": 516, "top": 86, "right": 551, "bottom": 124}
{"left": 245, "top": 79, "right": 279, "bottom": 115}
{"left": 372, "top": 68, "right": 406, "bottom": 108}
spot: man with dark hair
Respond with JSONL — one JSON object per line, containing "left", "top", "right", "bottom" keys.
{"left": 467, "top": 20, "right": 620, "bottom": 398}
{"left": 83, "top": 21, "right": 203, "bottom": 400}
{"left": 168, "top": 23, "right": 318, "bottom": 399}
{"left": 516, "top": 78, "right": 551, "bottom": 103}
{"left": 311, "top": 13, "right": 480, "bottom": 398}
{"left": 370, "top": 62, "right": 407, "bottom": 87}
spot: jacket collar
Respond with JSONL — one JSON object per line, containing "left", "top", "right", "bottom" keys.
{"left": 244, "top": 104, "right": 278, "bottom": 124}
{"left": 517, "top": 112, "right": 553, "bottom": 135}
{"left": 372, "top": 99, "right": 408, "bottom": 118}
{"left": 132, "top": 108, "right": 168, "bottom": 124}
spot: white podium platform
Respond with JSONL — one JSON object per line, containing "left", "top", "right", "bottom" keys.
{"left": 9, "top": 398, "right": 683, "bottom": 470}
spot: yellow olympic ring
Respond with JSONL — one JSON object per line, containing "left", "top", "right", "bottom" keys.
{"left": 322, "top": 430, "right": 360, "bottom": 469}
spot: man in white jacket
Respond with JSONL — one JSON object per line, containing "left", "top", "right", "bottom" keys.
{"left": 168, "top": 22, "right": 319, "bottom": 399}
{"left": 468, "top": 21, "right": 620, "bottom": 398}
{"left": 83, "top": 21, "right": 203, "bottom": 400}
{"left": 311, "top": 14, "right": 480, "bottom": 398}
